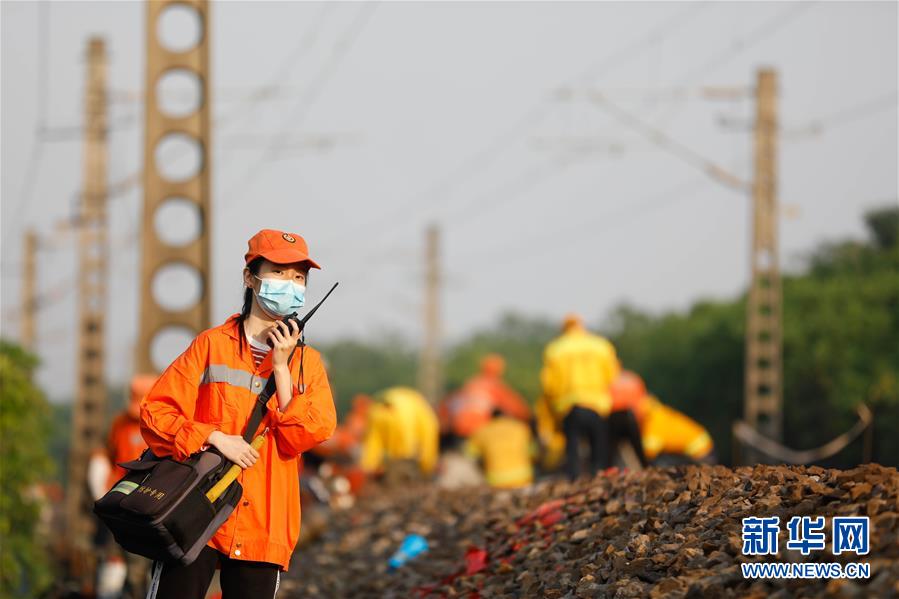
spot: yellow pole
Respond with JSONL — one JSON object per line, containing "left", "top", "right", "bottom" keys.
{"left": 206, "top": 434, "right": 266, "bottom": 502}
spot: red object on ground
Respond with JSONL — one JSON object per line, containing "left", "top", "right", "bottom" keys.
{"left": 515, "top": 499, "right": 565, "bottom": 526}
{"left": 464, "top": 547, "right": 488, "bottom": 576}
{"left": 539, "top": 508, "right": 565, "bottom": 527}
{"left": 517, "top": 498, "right": 566, "bottom": 528}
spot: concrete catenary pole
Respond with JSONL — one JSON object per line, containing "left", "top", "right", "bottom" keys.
{"left": 20, "top": 229, "right": 38, "bottom": 351}
{"left": 419, "top": 224, "right": 443, "bottom": 405}
{"left": 744, "top": 68, "right": 783, "bottom": 449}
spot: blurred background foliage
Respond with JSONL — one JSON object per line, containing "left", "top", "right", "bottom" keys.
{"left": 1, "top": 342, "right": 55, "bottom": 596}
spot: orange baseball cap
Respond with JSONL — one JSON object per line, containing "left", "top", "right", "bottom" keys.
{"left": 481, "top": 354, "right": 506, "bottom": 377}
{"left": 131, "top": 374, "right": 157, "bottom": 404}
{"left": 562, "top": 313, "right": 583, "bottom": 331}
{"left": 244, "top": 229, "right": 321, "bottom": 269}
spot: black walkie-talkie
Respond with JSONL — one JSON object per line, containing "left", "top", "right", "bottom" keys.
{"left": 267, "top": 281, "right": 339, "bottom": 347}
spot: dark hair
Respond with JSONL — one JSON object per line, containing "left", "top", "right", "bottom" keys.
{"left": 239, "top": 258, "right": 265, "bottom": 320}
{"left": 237, "top": 257, "right": 265, "bottom": 359}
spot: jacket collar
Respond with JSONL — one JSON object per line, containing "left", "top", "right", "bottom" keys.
{"left": 221, "top": 313, "right": 278, "bottom": 374}
{"left": 222, "top": 313, "right": 242, "bottom": 340}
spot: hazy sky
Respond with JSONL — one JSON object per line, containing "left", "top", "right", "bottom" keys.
{"left": 2, "top": 1, "right": 896, "bottom": 402}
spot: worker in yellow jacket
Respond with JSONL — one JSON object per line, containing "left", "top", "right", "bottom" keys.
{"left": 464, "top": 409, "right": 535, "bottom": 489}
{"left": 360, "top": 387, "right": 439, "bottom": 480}
{"left": 639, "top": 395, "right": 714, "bottom": 463}
{"left": 540, "top": 314, "right": 620, "bottom": 480}
{"left": 534, "top": 394, "right": 566, "bottom": 471}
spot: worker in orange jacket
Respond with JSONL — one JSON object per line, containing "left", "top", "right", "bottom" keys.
{"left": 107, "top": 375, "right": 156, "bottom": 487}
{"left": 610, "top": 371, "right": 714, "bottom": 465}
{"left": 540, "top": 314, "right": 620, "bottom": 480}
{"left": 306, "top": 394, "right": 371, "bottom": 500}
{"left": 608, "top": 370, "right": 649, "bottom": 468}
{"left": 93, "top": 374, "right": 156, "bottom": 599}
{"left": 464, "top": 409, "right": 535, "bottom": 489}
{"left": 314, "top": 394, "right": 372, "bottom": 459}
{"left": 140, "top": 229, "right": 336, "bottom": 599}
{"left": 438, "top": 354, "right": 531, "bottom": 441}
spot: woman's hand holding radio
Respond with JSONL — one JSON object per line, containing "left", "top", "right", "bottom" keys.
{"left": 266, "top": 319, "right": 301, "bottom": 368}
{"left": 207, "top": 431, "right": 260, "bottom": 469}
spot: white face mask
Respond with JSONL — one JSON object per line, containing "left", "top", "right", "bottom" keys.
{"left": 253, "top": 275, "right": 306, "bottom": 317}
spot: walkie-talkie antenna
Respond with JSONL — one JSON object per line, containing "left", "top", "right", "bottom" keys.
{"left": 298, "top": 281, "right": 339, "bottom": 329}
{"left": 268, "top": 282, "right": 339, "bottom": 348}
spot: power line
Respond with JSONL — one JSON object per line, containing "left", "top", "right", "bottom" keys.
{"left": 442, "top": 153, "right": 581, "bottom": 230}
{"left": 588, "top": 92, "right": 749, "bottom": 191}
{"left": 3, "top": 2, "right": 51, "bottom": 259}
{"left": 782, "top": 91, "right": 898, "bottom": 139}
{"left": 579, "top": 3, "right": 712, "bottom": 85}
{"left": 319, "top": 3, "right": 712, "bottom": 254}
{"left": 212, "top": 3, "right": 338, "bottom": 160}
{"left": 37, "top": 113, "right": 140, "bottom": 141}
{"left": 679, "top": 2, "right": 818, "bottom": 85}
{"left": 457, "top": 177, "right": 708, "bottom": 268}
{"left": 1, "top": 275, "right": 77, "bottom": 322}
{"left": 221, "top": 2, "right": 380, "bottom": 210}
{"left": 324, "top": 4, "right": 718, "bottom": 293}
{"left": 347, "top": 155, "right": 676, "bottom": 284}
{"left": 326, "top": 101, "right": 556, "bottom": 255}
{"left": 647, "top": 2, "right": 818, "bottom": 129}
{"left": 557, "top": 85, "right": 751, "bottom": 103}
{"left": 524, "top": 4, "right": 816, "bottom": 235}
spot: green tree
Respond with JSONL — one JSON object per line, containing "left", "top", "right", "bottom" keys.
{"left": 864, "top": 205, "right": 899, "bottom": 250}
{"left": 781, "top": 206, "right": 899, "bottom": 466}
{"left": 608, "top": 205, "right": 899, "bottom": 468}
{"left": 0, "top": 341, "right": 54, "bottom": 597}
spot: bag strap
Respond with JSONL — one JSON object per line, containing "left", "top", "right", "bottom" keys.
{"left": 241, "top": 345, "right": 298, "bottom": 443}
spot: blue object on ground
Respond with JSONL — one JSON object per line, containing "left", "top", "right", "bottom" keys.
{"left": 388, "top": 534, "right": 429, "bottom": 569}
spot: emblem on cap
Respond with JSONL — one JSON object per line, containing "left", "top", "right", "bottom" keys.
{"left": 282, "top": 233, "right": 296, "bottom": 243}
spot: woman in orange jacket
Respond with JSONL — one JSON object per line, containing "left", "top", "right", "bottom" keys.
{"left": 140, "top": 229, "right": 337, "bottom": 599}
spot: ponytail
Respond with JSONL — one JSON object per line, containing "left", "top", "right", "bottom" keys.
{"left": 237, "top": 258, "right": 264, "bottom": 359}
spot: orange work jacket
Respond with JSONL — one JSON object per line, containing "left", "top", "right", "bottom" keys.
{"left": 440, "top": 375, "right": 531, "bottom": 438}
{"left": 140, "top": 314, "right": 337, "bottom": 570}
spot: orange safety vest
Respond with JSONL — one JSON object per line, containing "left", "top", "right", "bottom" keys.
{"left": 140, "top": 314, "right": 337, "bottom": 570}
{"left": 443, "top": 376, "right": 531, "bottom": 438}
